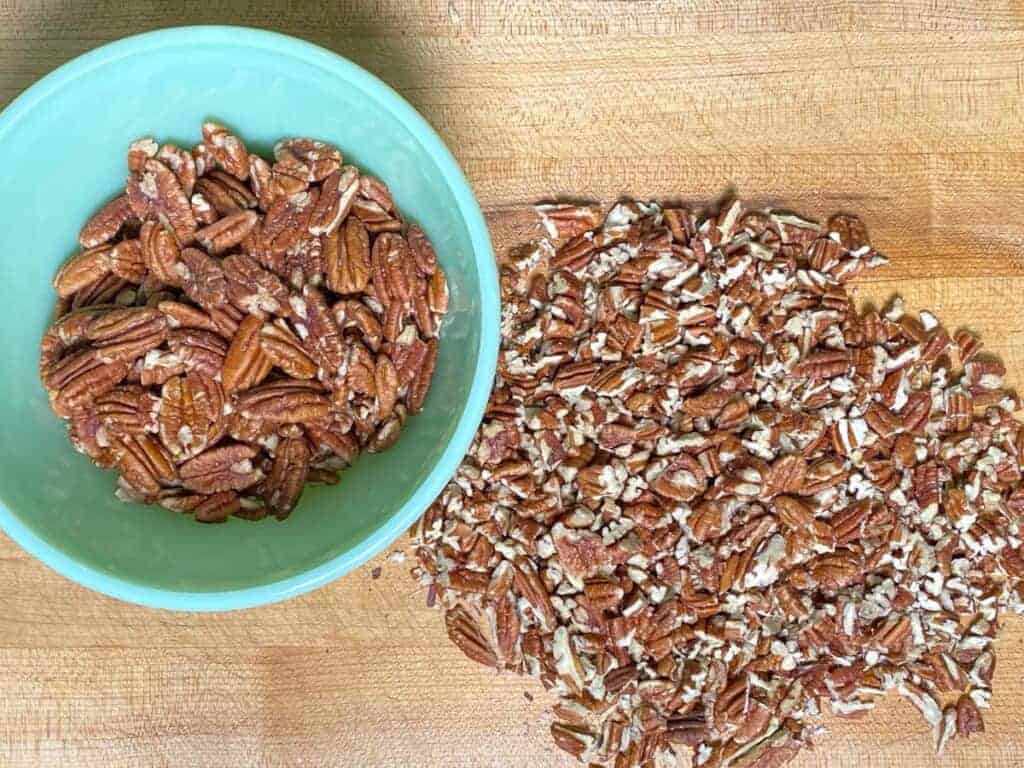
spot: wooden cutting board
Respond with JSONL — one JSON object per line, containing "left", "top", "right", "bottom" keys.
{"left": 2, "top": 2, "right": 1024, "bottom": 766}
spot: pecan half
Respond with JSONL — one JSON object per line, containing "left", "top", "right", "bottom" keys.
{"left": 260, "top": 319, "right": 317, "bottom": 379}
{"left": 235, "top": 380, "right": 333, "bottom": 424}
{"left": 179, "top": 247, "right": 228, "bottom": 311}
{"left": 110, "top": 239, "right": 146, "bottom": 283}
{"left": 113, "top": 432, "right": 178, "bottom": 496}
{"left": 79, "top": 194, "right": 135, "bottom": 248}
{"left": 325, "top": 216, "right": 371, "bottom": 294}
{"left": 308, "top": 166, "right": 359, "bottom": 236}
{"left": 140, "top": 220, "right": 183, "bottom": 287}
{"left": 54, "top": 246, "right": 114, "bottom": 298}
{"left": 165, "top": 328, "right": 228, "bottom": 378}
{"left": 194, "top": 210, "right": 259, "bottom": 254}
{"left": 179, "top": 443, "right": 262, "bottom": 493}
{"left": 264, "top": 434, "right": 311, "bottom": 519}
{"left": 290, "top": 285, "right": 345, "bottom": 381}
{"left": 223, "top": 253, "right": 290, "bottom": 317}
{"left": 201, "top": 122, "right": 250, "bottom": 181}
{"left": 131, "top": 158, "right": 197, "bottom": 243}
{"left": 157, "top": 372, "right": 227, "bottom": 461}
{"left": 86, "top": 306, "right": 168, "bottom": 364}
{"left": 221, "top": 314, "right": 273, "bottom": 392}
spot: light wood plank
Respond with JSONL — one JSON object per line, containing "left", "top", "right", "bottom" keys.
{"left": 2, "top": 1, "right": 1024, "bottom": 766}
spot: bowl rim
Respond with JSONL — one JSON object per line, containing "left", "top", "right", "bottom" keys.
{"left": 0, "top": 25, "right": 499, "bottom": 611}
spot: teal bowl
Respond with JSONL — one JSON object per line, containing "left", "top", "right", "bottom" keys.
{"left": 0, "top": 27, "right": 498, "bottom": 610}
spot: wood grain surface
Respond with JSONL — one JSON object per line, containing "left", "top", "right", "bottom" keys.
{"left": 3, "top": 2, "right": 1024, "bottom": 766}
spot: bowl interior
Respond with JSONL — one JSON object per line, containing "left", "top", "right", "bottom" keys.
{"left": 0, "top": 29, "right": 493, "bottom": 605}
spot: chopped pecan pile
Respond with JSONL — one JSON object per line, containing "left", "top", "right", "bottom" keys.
{"left": 40, "top": 122, "right": 447, "bottom": 521}
{"left": 414, "top": 200, "right": 1023, "bottom": 767}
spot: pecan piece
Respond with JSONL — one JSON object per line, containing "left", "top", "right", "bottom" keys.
{"left": 535, "top": 203, "right": 602, "bottom": 240}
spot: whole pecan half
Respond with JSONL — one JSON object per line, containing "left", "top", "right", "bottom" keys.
{"left": 179, "top": 443, "right": 262, "bottom": 493}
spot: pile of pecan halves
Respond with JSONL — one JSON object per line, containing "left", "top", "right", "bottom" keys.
{"left": 414, "top": 199, "right": 1024, "bottom": 767}
{"left": 40, "top": 122, "right": 448, "bottom": 521}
